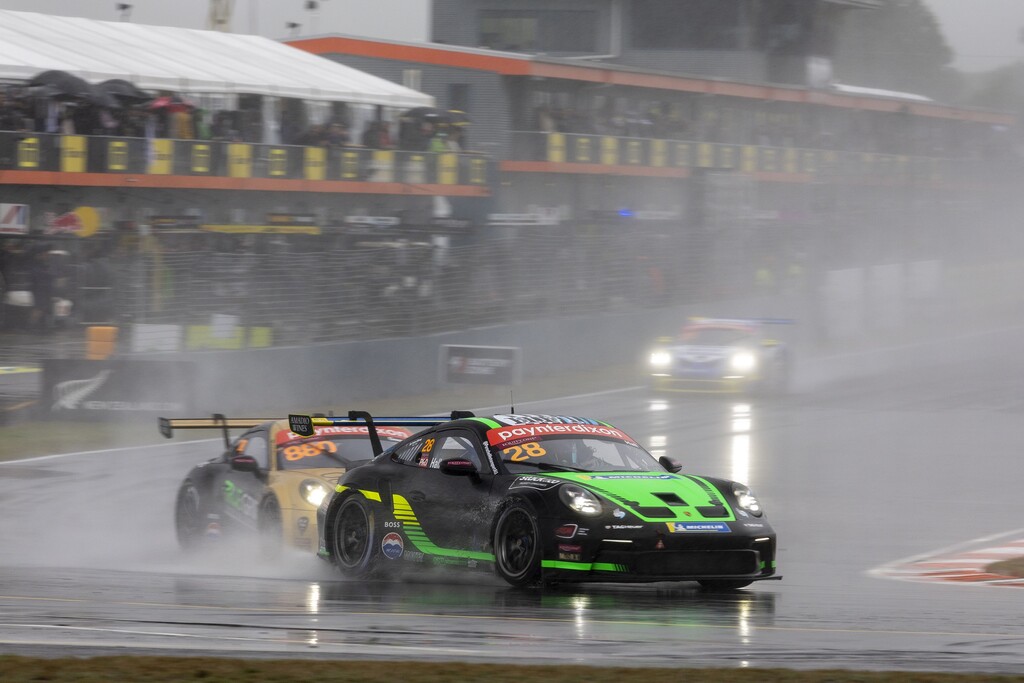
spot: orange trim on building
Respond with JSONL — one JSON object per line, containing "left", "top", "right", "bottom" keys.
{"left": 0, "top": 170, "right": 490, "bottom": 196}
{"left": 500, "top": 161, "right": 691, "bottom": 178}
{"left": 290, "top": 37, "right": 533, "bottom": 76}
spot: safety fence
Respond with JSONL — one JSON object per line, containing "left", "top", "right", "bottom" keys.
{"left": 0, "top": 132, "right": 492, "bottom": 187}
{"left": 34, "top": 229, "right": 745, "bottom": 355}
{"left": 508, "top": 131, "right": 962, "bottom": 184}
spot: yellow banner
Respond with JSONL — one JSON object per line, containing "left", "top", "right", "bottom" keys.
{"left": 304, "top": 146, "right": 326, "bottom": 180}
{"left": 191, "top": 144, "right": 210, "bottom": 174}
{"left": 147, "top": 139, "right": 173, "bottom": 175}
{"left": 742, "top": 146, "right": 757, "bottom": 173}
{"left": 650, "top": 140, "right": 666, "bottom": 167}
{"left": 600, "top": 137, "right": 619, "bottom": 165}
{"left": 674, "top": 142, "right": 691, "bottom": 167}
{"left": 228, "top": 143, "right": 251, "bottom": 178}
{"left": 370, "top": 150, "right": 394, "bottom": 182}
{"left": 546, "top": 133, "right": 565, "bottom": 163}
{"left": 626, "top": 140, "right": 643, "bottom": 165}
{"left": 697, "top": 143, "right": 714, "bottom": 168}
{"left": 60, "top": 135, "right": 87, "bottom": 173}
{"left": 16, "top": 137, "right": 39, "bottom": 168}
{"left": 469, "top": 157, "right": 487, "bottom": 185}
{"left": 438, "top": 152, "right": 458, "bottom": 184}
{"left": 107, "top": 140, "right": 129, "bottom": 171}
{"left": 268, "top": 148, "right": 288, "bottom": 176}
{"left": 341, "top": 151, "right": 360, "bottom": 179}
{"left": 575, "top": 137, "right": 593, "bottom": 163}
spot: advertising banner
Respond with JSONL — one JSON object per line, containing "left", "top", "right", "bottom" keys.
{"left": 42, "top": 359, "right": 197, "bottom": 416}
{"left": 0, "top": 204, "right": 29, "bottom": 235}
{"left": 440, "top": 344, "right": 521, "bottom": 386}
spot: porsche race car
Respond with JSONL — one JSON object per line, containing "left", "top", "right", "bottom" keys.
{"left": 291, "top": 411, "right": 779, "bottom": 589}
{"left": 161, "top": 414, "right": 413, "bottom": 554}
{"left": 646, "top": 317, "right": 793, "bottom": 394}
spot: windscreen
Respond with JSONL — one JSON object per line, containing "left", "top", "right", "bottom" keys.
{"left": 487, "top": 424, "right": 663, "bottom": 474}
{"left": 275, "top": 425, "right": 410, "bottom": 470}
{"left": 680, "top": 326, "right": 754, "bottom": 346}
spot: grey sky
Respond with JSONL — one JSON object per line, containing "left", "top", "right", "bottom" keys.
{"left": 0, "top": 0, "right": 1020, "bottom": 72}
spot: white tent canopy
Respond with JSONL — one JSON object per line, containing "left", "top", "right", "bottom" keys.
{"left": 0, "top": 9, "right": 433, "bottom": 109}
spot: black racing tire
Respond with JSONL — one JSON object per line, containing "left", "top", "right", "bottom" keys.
{"left": 258, "top": 495, "right": 284, "bottom": 559}
{"left": 698, "top": 579, "right": 754, "bottom": 591}
{"left": 492, "top": 499, "right": 542, "bottom": 587}
{"left": 331, "top": 495, "right": 378, "bottom": 577}
{"left": 174, "top": 479, "right": 205, "bottom": 551}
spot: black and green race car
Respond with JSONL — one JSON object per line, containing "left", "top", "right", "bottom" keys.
{"left": 289, "top": 411, "right": 779, "bottom": 589}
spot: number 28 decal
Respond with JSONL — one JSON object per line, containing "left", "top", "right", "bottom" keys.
{"left": 503, "top": 443, "right": 547, "bottom": 462}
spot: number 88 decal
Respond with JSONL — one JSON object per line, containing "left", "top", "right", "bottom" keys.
{"left": 282, "top": 440, "right": 338, "bottom": 461}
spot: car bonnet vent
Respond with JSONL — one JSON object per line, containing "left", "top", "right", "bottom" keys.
{"left": 696, "top": 505, "right": 729, "bottom": 518}
{"left": 634, "top": 506, "right": 674, "bottom": 518}
{"left": 652, "top": 492, "right": 687, "bottom": 506}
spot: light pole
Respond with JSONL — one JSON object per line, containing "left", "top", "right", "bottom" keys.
{"left": 305, "top": 0, "right": 328, "bottom": 35}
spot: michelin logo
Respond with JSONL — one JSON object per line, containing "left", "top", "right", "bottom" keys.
{"left": 666, "top": 522, "right": 730, "bottom": 533}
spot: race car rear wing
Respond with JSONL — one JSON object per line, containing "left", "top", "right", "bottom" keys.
{"left": 288, "top": 410, "right": 474, "bottom": 456}
{"left": 159, "top": 414, "right": 278, "bottom": 448}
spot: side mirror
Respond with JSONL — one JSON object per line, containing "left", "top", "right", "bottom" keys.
{"left": 439, "top": 457, "right": 477, "bottom": 476}
{"left": 659, "top": 455, "right": 683, "bottom": 473}
{"left": 230, "top": 454, "right": 260, "bottom": 473}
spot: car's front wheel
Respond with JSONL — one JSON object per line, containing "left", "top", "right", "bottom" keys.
{"left": 492, "top": 500, "right": 542, "bottom": 587}
{"left": 331, "top": 495, "right": 377, "bottom": 576}
{"left": 174, "top": 480, "right": 205, "bottom": 550}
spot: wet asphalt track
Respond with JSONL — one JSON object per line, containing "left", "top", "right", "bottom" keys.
{"left": 1, "top": 331, "right": 1023, "bottom": 673}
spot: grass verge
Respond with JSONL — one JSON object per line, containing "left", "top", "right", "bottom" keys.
{"left": 1, "top": 657, "right": 1022, "bottom": 683}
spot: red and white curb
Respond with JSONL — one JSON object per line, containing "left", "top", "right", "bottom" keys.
{"left": 870, "top": 529, "right": 1024, "bottom": 587}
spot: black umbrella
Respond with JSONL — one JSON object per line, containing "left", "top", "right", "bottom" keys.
{"left": 97, "top": 79, "right": 151, "bottom": 104}
{"left": 87, "top": 84, "right": 120, "bottom": 109}
{"left": 27, "top": 70, "right": 93, "bottom": 101}
{"left": 400, "top": 106, "right": 445, "bottom": 124}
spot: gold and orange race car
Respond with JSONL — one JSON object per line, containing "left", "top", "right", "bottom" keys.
{"left": 160, "top": 414, "right": 417, "bottom": 555}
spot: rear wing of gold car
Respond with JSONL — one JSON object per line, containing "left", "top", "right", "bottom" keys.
{"left": 159, "top": 414, "right": 278, "bottom": 448}
{"left": 288, "top": 410, "right": 474, "bottom": 456}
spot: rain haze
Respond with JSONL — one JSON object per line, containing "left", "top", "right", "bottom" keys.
{"left": 1, "top": 0, "right": 1024, "bottom": 675}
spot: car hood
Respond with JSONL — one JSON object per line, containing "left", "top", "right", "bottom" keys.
{"left": 523, "top": 471, "right": 739, "bottom": 523}
{"left": 280, "top": 467, "right": 347, "bottom": 484}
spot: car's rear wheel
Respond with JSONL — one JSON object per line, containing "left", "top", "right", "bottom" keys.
{"left": 258, "top": 496, "right": 283, "bottom": 558}
{"left": 493, "top": 500, "right": 542, "bottom": 587}
{"left": 698, "top": 579, "right": 753, "bottom": 591}
{"left": 174, "top": 480, "right": 205, "bottom": 550}
{"left": 332, "top": 495, "right": 377, "bottom": 576}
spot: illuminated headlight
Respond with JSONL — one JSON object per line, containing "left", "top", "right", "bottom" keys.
{"left": 729, "top": 351, "right": 757, "bottom": 372}
{"left": 300, "top": 480, "right": 328, "bottom": 507}
{"left": 558, "top": 485, "right": 603, "bottom": 516}
{"left": 649, "top": 350, "right": 672, "bottom": 368}
{"left": 733, "top": 484, "right": 763, "bottom": 517}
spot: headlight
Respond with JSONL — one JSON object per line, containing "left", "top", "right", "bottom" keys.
{"left": 300, "top": 479, "right": 328, "bottom": 507}
{"left": 649, "top": 350, "right": 672, "bottom": 368}
{"left": 558, "top": 485, "right": 603, "bottom": 516}
{"left": 733, "top": 484, "right": 763, "bottom": 517}
{"left": 730, "top": 351, "right": 757, "bottom": 372}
